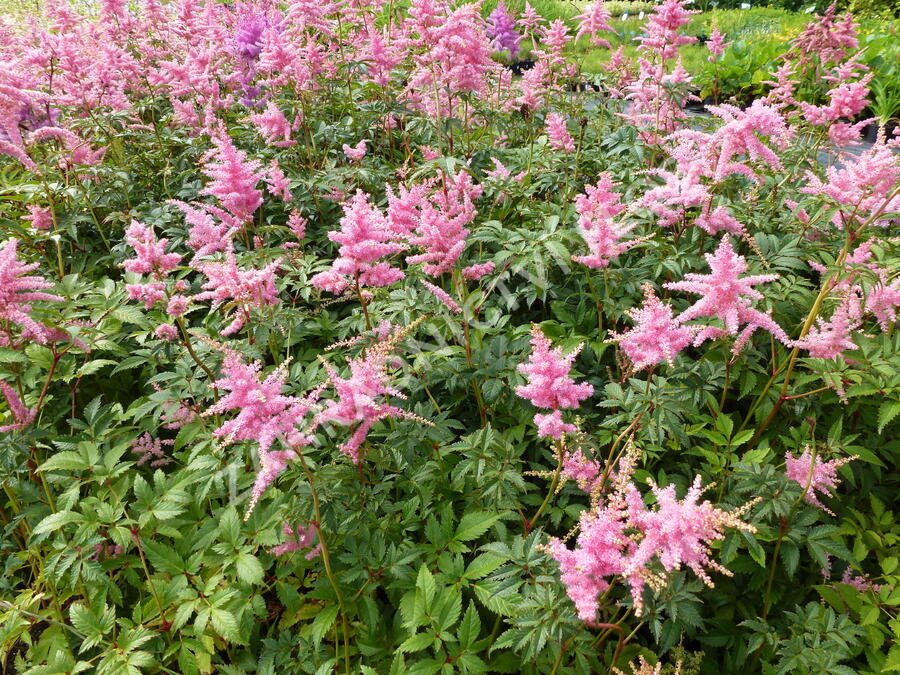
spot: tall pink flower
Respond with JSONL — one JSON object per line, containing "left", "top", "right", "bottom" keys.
{"left": 342, "top": 140, "right": 367, "bottom": 161}
{"left": 248, "top": 101, "right": 297, "bottom": 147}
{"left": 785, "top": 447, "right": 855, "bottom": 516}
{"left": 0, "top": 381, "right": 36, "bottom": 433}
{"left": 545, "top": 112, "right": 575, "bottom": 152}
{"left": 270, "top": 522, "right": 320, "bottom": 559}
{"left": 311, "top": 190, "right": 406, "bottom": 295}
{"left": 793, "top": 298, "right": 859, "bottom": 360}
{"left": 609, "top": 284, "right": 695, "bottom": 370}
{"left": 664, "top": 236, "right": 788, "bottom": 352}
{"left": 574, "top": 2, "right": 614, "bottom": 48}
{"left": 637, "top": 0, "right": 697, "bottom": 60}
{"left": 204, "top": 347, "right": 321, "bottom": 516}
{"left": 706, "top": 24, "right": 731, "bottom": 61}
{"left": 194, "top": 242, "right": 281, "bottom": 336}
{"left": 316, "top": 326, "right": 424, "bottom": 463}
{"left": 200, "top": 134, "right": 265, "bottom": 222}
{"left": 122, "top": 220, "right": 182, "bottom": 277}
{"left": 571, "top": 174, "right": 640, "bottom": 269}
{"left": 0, "top": 238, "right": 63, "bottom": 345}
{"left": 516, "top": 325, "right": 593, "bottom": 439}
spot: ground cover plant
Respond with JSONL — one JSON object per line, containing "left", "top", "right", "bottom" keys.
{"left": 1, "top": 0, "right": 899, "bottom": 673}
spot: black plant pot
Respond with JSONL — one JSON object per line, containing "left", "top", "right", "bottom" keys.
{"left": 506, "top": 59, "right": 535, "bottom": 76}
{"left": 863, "top": 120, "right": 899, "bottom": 143}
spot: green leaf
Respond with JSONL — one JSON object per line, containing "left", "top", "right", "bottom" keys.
{"left": 32, "top": 511, "right": 83, "bottom": 537}
{"left": 209, "top": 608, "right": 241, "bottom": 643}
{"left": 463, "top": 552, "right": 508, "bottom": 580}
{"left": 416, "top": 564, "right": 436, "bottom": 610}
{"left": 39, "top": 452, "right": 91, "bottom": 473}
{"left": 310, "top": 605, "right": 339, "bottom": 645}
{"left": 458, "top": 603, "right": 481, "bottom": 648}
{"left": 877, "top": 400, "right": 900, "bottom": 434}
{"left": 398, "top": 632, "right": 433, "bottom": 654}
{"left": 455, "top": 511, "right": 501, "bottom": 542}
{"left": 884, "top": 644, "right": 900, "bottom": 671}
{"left": 234, "top": 553, "right": 264, "bottom": 585}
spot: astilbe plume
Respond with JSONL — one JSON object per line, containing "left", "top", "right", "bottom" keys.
{"left": 203, "top": 346, "right": 321, "bottom": 516}
{"left": 545, "top": 113, "right": 575, "bottom": 152}
{"left": 785, "top": 446, "right": 855, "bottom": 516}
{"left": 516, "top": 325, "right": 593, "bottom": 439}
{"left": 664, "top": 235, "right": 788, "bottom": 352}
{"left": 193, "top": 241, "right": 281, "bottom": 336}
{"left": 23, "top": 205, "right": 52, "bottom": 231}
{"left": 342, "top": 139, "right": 367, "bottom": 161}
{"left": 421, "top": 280, "right": 462, "bottom": 314}
{"left": 131, "top": 433, "right": 172, "bottom": 467}
{"left": 200, "top": 134, "right": 265, "bottom": 222}
{"left": 316, "top": 323, "right": 428, "bottom": 463}
{"left": 547, "top": 442, "right": 758, "bottom": 619}
{"left": 248, "top": 101, "right": 297, "bottom": 147}
{"left": 311, "top": 190, "right": 405, "bottom": 295}
{"left": 0, "top": 381, "right": 36, "bottom": 432}
{"left": 574, "top": 1, "right": 614, "bottom": 48}
{"left": 406, "top": 171, "right": 482, "bottom": 276}
{"left": 789, "top": 3, "right": 858, "bottom": 69}
{"left": 801, "top": 74, "right": 872, "bottom": 126}
{"left": 265, "top": 160, "right": 291, "bottom": 201}
{"left": 609, "top": 284, "right": 696, "bottom": 370}
{"left": 792, "top": 297, "right": 859, "bottom": 360}
{"left": 571, "top": 174, "right": 642, "bottom": 269}
{"left": 706, "top": 24, "right": 731, "bottom": 61}
{"left": 518, "top": 2, "right": 542, "bottom": 39}
{"left": 170, "top": 200, "right": 238, "bottom": 260}
{"left": 270, "top": 522, "right": 320, "bottom": 558}
{"left": 561, "top": 447, "right": 602, "bottom": 494}
{"left": 486, "top": 2, "right": 521, "bottom": 58}
{"left": 637, "top": 0, "right": 696, "bottom": 60}
{"left": 801, "top": 142, "right": 900, "bottom": 230}
{"left": 123, "top": 220, "right": 182, "bottom": 278}
{"left": 0, "top": 238, "right": 63, "bottom": 345}
{"left": 866, "top": 274, "right": 900, "bottom": 331}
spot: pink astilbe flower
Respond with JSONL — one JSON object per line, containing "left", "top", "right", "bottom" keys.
{"left": 194, "top": 242, "right": 281, "bottom": 336}
{"left": 462, "top": 261, "right": 495, "bottom": 280}
{"left": 204, "top": 347, "right": 321, "bottom": 516}
{"left": 571, "top": 174, "right": 642, "bottom": 269}
{"left": 265, "top": 160, "right": 292, "bottom": 201}
{"left": 131, "top": 432, "right": 172, "bottom": 467}
{"left": 664, "top": 236, "right": 788, "bottom": 352}
{"left": 421, "top": 280, "right": 462, "bottom": 314}
{"left": 311, "top": 190, "right": 405, "bottom": 295}
{"left": 609, "top": 284, "right": 695, "bottom": 370}
{"left": 561, "top": 448, "right": 602, "bottom": 494}
{"left": 547, "top": 449, "right": 758, "bottom": 621}
{"left": 270, "top": 521, "right": 321, "bottom": 559}
{"left": 706, "top": 24, "right": 731, "bottom": 61}
{"left": 406, "top": 171, "right": 482, "bottom": 276}
{"left": 545, "top": 113, "right": 575, "bottom": 152}
{"left": 288, "top": 209, "right": 307, "bottom": 240}
{"left": 801, "top": 143, "right": 900, "bottom": 230}
{"left": 625, "top": 476, "right": 756, "bottom": 589}
{"left": 0, "top": 381, "right": 36, "bottom": 432}
{"left": 518, "top": 2, "right": 543, "bottom": 39}
{"left": 545, "top": 504, "right": 633, "bottom": 621}
{"left": 170, "top": 200, "right": 238, "bottom": 260}
{"left": 122, "top": 220, "right": 182, "bottom": 277}
{"left": 790, "top": 3, "right": 858, "bottom": 69}
{"left": 248, "top": 101, "right": 297, "bottom": 147}
{"left": 866, "top": 275, "right": 900, "bottom": 331}
{"left": 801, "top": 74, "right": 872, "bottom": 126}
{"left": 317, "top": 326, "right": 425, "bottom": 463}
{"left": 785, "top": 446, "right": 855, "bottom": 516}
{"left": 793, "top": 298, "right": 859, "bottom": 360}
{"left": 23, "top": 205, "right": 52, "bottom": 231}
{"left": 200, "top": 134, "right": 265, "bottom": 222}
{"left": 637, "top": 0, "right": 697, "bottom": 60}
{"left": 0, "top": 238, "right": 63, "bottom": 345}
{"left": 342, "top": 140, "right": 367, "bottom": 161}
{"left": 516, "top": 325, "right": 593, "bottom": 439}
{"left": 574, "top": 1, "right": 614, "bottom": 48}
{"left": 154, "top": 324, "right": 178, "bottom": 341}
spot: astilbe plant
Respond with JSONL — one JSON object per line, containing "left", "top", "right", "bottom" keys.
{"left": 2, "top": 1, "right": 900, "bottom": 673}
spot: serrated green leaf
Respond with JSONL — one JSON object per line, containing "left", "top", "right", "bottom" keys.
{"left": 398, "top": 632, "right": 433, "bottom": 654}
{"left": 234, "top": 552, "right": 263, "bottom": 585}
{"left": 32, "top": 510, "right": 83, "bottom": 537}
{"left": 455, "top": 511, "right": 501, "bottom": 542}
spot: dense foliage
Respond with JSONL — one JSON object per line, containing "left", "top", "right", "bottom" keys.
{"left": 1, "top": 0, "right": 899, "bottom": 674}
